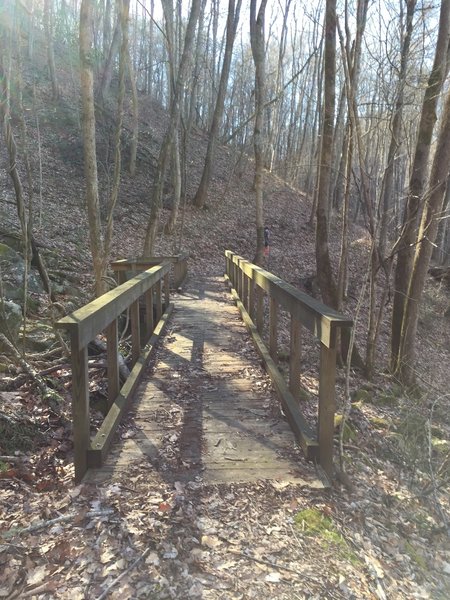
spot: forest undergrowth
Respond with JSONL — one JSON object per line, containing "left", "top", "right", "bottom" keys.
{"left": 1, "top": 58, "right": 450, "bottom": 598}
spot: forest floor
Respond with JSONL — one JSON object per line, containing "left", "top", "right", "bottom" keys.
{"left": 1, "top": 60, "right": 450, "bottom": 598}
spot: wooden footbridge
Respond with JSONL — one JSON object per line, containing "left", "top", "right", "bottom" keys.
{"left": 57, "top": 252, "right": 352, "bottom": 486}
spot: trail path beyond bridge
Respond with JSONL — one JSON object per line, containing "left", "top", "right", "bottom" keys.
{"left": 86, "top": 276, "right": 323, "bottom": 488}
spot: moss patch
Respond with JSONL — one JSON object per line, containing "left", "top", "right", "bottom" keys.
{"left": 294, "top": 508, "right": 360, "bottom": 565}
{"left": 369, "top": 416, "right": 391, "bottom": 430}
{"left": 404, "top": 541, "right": 427, "bottom": 570}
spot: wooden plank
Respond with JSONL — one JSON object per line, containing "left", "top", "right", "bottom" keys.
{"left": 70, "top": 335, "right": 90, "bottom": 483}
{"left": 87, "top": 304, "right": 174, "bottom": 469}
{"left": 318, "top": 343, "right": 337, "bottom": 479}
{"left": 269, "top": 296, "right": 278, "bottom": 363}
{"left": 289, "top": 315, "right": 302, "bottom": 401}
{"left": 105, "top": 319, "right": 119, "bottom": 409}
{"left": 56, "top": 264, "right": 170, "bottom": 349}
{"left": 130, "top": 299, "right": 140, "bottom": 367}
{"left": 229, "top": 287, "right": 319, "bottom": 460}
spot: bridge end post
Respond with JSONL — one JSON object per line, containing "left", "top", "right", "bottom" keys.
{"left": 318, "top": 342, "right": 337, "bottom": 479}
{"left": 70, "top": 332, "right": 90, "bottom": 483}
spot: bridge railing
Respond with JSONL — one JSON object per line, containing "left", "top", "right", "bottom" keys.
{"left": 111, "top": 254, "right": 188, "bottom": 289}
{"left": 56, "top": 263, "right": 173, "bottom": 482}
{"left": 224, "top": 250, "right": 353, "bottom": 479}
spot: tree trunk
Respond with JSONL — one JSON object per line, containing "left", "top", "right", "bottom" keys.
{"left": 391, "top": 0, "right": 450, "bottom": 371}
{"left": 99, "top": 4, "right": 121, "bottom": 103}
{"left": 193, "top": 0, "right": 242, "bottom": 208}
{"left": 127, "top": 48, "right": 138, "bottom": 176}
{"left": 397, "top": 83, "right": 450, "bottom": 384}
{"left": 43, "top": 0, "right": 59, "bottom": 100}
{"left": 250, "top": 0, "right": 268, "bottom": 266}
{"left": 164, "top": 131, "right": 181, "bottom": 234}
{"left": 142, "top": 0, "right": 201, "bottom": 255}
{"left": 315, "top": 0, "right": 338, "bottom": 307}
{"left": 80, "top": 0, "right": 106, "bottom": 296}
{"left": 379, "top": 0, "right": 416, "bottom": 258}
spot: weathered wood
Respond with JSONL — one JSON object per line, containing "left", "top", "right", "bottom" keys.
{"left": 88, "top": 304, "right": 174, "bottom": 468}
{"left": 144, "top": 287, "right": 154, "bottom": 342}
{"left": 269, "top": 296, "right": 278, "bottom": 363}
{"left": 57, "top": 262, "right": 174, "bottom": 483}
{"left": 225, "top": 251, "right": 352, "bottom": 348}
{"left": 318, "top": 343, "right": 337, "bottom": 478}
{"left": 225, "top": 250, "right": 352, "bottom": 480}
{"left": 70, "top": 336, "right": 90, "bottom": 483}
{"left": 164, "top": 273, "right": 170, "bottom": 307}
{"left": 111, "top": 255, "right": 188, "bottom": 288}
{"left": 248, "top": 279, "right": 255, "bottom": 320}
{"left": 256, "top": 285, "right": 264, "bottom": 334}
{"left": 105, "top": 320, "right": 119, "bottom": 408}
{"left": 243, "top": 272, "right": 249, "bottom": 312}
{"left": 56, "top": 264, "right": 170, "bottom": 349}
{"left": 130, "top": 299, "right": 140, "bottom": 367}
{"left": 229, "top": 286, "right": 319, "bottom": 460}
{"left": 289, "top": 315, "right": 302, "bottom": 401}
{"left": 155, "top": 280, "right": 162, "bottom": 322}
{"left": 86, "top": 277, "right": 323, "bottom": 488}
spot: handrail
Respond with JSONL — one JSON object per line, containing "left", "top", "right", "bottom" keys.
{"left": 56, "top": 263, "right": 173, "bottom": 482}
{"left": 224, "top": 250, "right": 353, "bottom": 479}
{"left": 111, "top": 254, "right": 188, "bottom": 289}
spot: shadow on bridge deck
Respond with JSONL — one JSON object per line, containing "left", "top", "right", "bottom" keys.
{"left": 84, "top": 276, "right": 324, "bottom": 488}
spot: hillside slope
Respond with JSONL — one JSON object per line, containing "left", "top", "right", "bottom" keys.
{"left": 1, "top": 41, "right": 450, "bottom": 599}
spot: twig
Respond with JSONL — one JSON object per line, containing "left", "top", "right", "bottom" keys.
{"left": 38, "top": 363, "right": 70, "bottom": 376}
{"left": 0, "top": 334, "right": 61, "bottom": 401}
{"left": 21, "top": 583, "right": 56, "bottom": 598}
{"left": 228, "top": 549, "right": 317, "bottom": 581}
{"left": 2, "top": 509, "right": 114, "bottom": 539}
{"left": 96, "top": 547, "right": 151, "bottom": 600}
{"left": 0, "top": 455, "right": 25, "bottom": 463}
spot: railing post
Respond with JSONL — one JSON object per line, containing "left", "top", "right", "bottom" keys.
{"left": 318, "top": 343, "right": 337, "bottom": 478}
{"left": 256, "top": 286, "right": 264, "bottom": 334}
{"left": 155, "top": 279, "right": 162, "bottom": 322}
{"left": 289, "top": 315, "right": 302, "bottom": 400}
{"left": 106, "top": 319, "right": 119, "bottom": 407}
{"left": 269, "top": 296, "right": 278, "bottom": 363}
{"left": 243, "top": 272, "right": 249, "bottom": 311}
{"left": 130, "top": 299, "right": 140, "bottom": 367}
{"left": 144, "top": 286, "right": 154, "bottom": 342}
{"left": 164, "top": 272, "right": 170, "bottom": 307}
{"left": 237, "top": 260, "right": 242, "bottom": 299}
{"left": 248, "top": 278, "right": 255, "bottom": 320}
{"left": 70, "top": 333, "right": 90, "bottom": 483}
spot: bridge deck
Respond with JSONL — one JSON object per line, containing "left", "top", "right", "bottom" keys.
{"left": 85, "top": 277, "right": 324, "bottom": 488}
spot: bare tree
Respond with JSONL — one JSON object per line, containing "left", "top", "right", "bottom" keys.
{"left": 193, "top": 0, "right": 242, "bottom": 209}
{"left": 79, "top": 0, "right": 129, "bottom": 296}
{"left": 391, "top": 0, "right": 450, "bottom": 372}
{"left": 43, "top": 0, "right": 59, "bottom": 99}
{"left": 315, "top": 0, "right": 338, "bottom": 307}
{"left": 397, "top": 83, "right": 450, "bottom": 384}
{"left": 142, "top": 0, "right": 201, "bottom": 255}
{"left": 250, "top": 0, "right": 268, "bottom": 265}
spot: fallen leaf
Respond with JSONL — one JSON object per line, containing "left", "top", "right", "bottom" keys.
{"left": 265, "top": 572, "right": 281, "bottom": 583}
